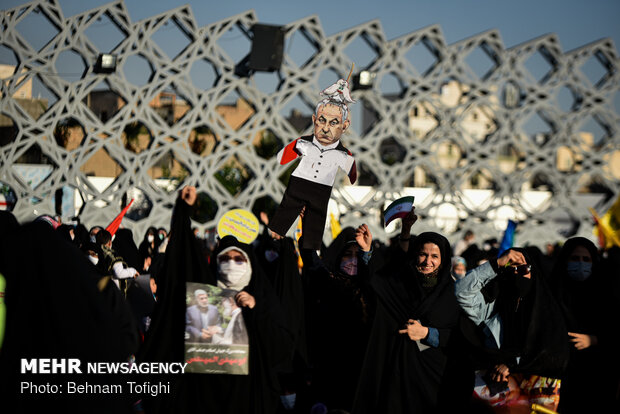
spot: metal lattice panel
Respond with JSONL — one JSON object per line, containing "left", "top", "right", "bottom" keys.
{"left": 1, "top": 0, "right": 618, "bottom": 246}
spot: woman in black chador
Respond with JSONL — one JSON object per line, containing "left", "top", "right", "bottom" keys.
{"left": 302, "top": 226, "right": 375, "bottom": 412}
{"left": 550, "top": 237, "right": 619, "bottom": 413}
{"left": 137, "top": 186, "right": 294, "bottom": 414}
{"left": 352, "top": 228, "right": 460, "bottom": 413}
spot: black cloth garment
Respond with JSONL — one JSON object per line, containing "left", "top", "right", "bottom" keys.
{"left": 253, "top": 230, "right": 309, "bottom": 379}
{"left": 55, "top": 223, "right": 78, "bottom": 247}
{"left": 125, "top": 275, "right": 156, "bottom": 338}
{"left": 137, "top": 195, "right": 294, "bottom": 414}
{"left": 112, "top": 228, "right": 142, "bottom": 271}
{"left": 73, "top": 223, "right": 90, "bottom": 249}
{"left": 0, "top": 212, "right": 139, "bottom": 414}
{"left": 301, "top": 228, "right": 374, "bottom": 412}
{"left": 549, "top": 237, "right": 619, "bottom": 413}
{"left": 269, "top": 176, "right": 331, "bottom": 250}
{"left": 474, "top": 248, "right": 570, "bottom": 377}
{"left": 352, "top": 232, "right": 460, "bottom": 414}
{"left": 138, "top": 226, "right": 159, "bottom": 262}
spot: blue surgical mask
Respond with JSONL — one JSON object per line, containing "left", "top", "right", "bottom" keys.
{"left": 566, "top": 261, "right": 592, "bottom": 282}
{"left": 264, "top": 249, "right": 279, "bottom": 263}
{"left": 280, "top": 393, "right": 296, "bottom": 410}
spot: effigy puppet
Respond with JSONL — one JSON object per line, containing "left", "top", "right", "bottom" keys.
{"left": 268, "top": 78, "right": 357, "bottom": 250}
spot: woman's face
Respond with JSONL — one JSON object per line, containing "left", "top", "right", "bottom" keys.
{"left": 340, "top": 244, "right": 359, "bottom": 276}
{"left": 452, "top": 262, "right": 466, "bottom": 275}
{"left": 416, "top": 243, "right": 441, "bottom": 274}
{"left": 569, "top": 245, "right": 592, "bottom": 263}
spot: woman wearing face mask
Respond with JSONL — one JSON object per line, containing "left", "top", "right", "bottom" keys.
{"left": 301, "top": 226, "right": 374, "bottom": 413}
{"left": 137, "top": 187, "right": 294, "bottom": 414}
{"left": 204, "top": 235, "right": 295, "bottom": 414}
{"left": 455, "top": 247, "right": 569, "bottom": 412}
{"left": 550, "top": 237, "right": 618, "bottom": 413}
{"left": 138, "top": 226, "right": 159, "bottom": 264}
{"left": 451, "top": 256, "right": 467, "bottom": 280}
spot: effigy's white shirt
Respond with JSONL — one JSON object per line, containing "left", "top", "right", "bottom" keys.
{"left": 289, "top": 137, "right": 354, "bottom": 186}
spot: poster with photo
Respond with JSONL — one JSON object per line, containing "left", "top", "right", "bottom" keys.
{"left": 184, "top": 282, "right": 249, "bottom": 375}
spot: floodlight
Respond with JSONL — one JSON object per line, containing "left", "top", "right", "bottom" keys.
{"left": 94, "top": 53, "right": 117, "bottom": 74}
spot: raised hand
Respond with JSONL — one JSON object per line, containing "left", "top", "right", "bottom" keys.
{"left": 401, "top": 207, "right": 418, "bottom": 234}
{"left": 491, "top": 364, "right": 510, "bottom": 382}
{"left": 355, "top": 223, "right": 372, "bottom": 252}
{"left": 497, "top": 249, "right": 527, "bottom": 268}
{"left": 180, "top": 186, "right": 197, "bottom": 206}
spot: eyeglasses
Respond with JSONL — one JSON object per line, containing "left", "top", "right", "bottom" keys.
{"left": 217, "top": 255, "right": 247, "bottom": 264}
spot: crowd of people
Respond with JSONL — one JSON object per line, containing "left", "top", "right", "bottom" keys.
{"left": 1, "top": 187, "right": 619, "bottom": 414}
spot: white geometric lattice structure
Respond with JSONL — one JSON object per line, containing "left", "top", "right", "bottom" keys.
{"left": 1, "top": 0, "right": 618, "bottom": 246}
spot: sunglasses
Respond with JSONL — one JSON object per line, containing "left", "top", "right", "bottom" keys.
{"left": 508, "top": 264, "right": 531, "bottom": 276}
{"left": 217, "top": 255, "right": 247, "bottom": 264}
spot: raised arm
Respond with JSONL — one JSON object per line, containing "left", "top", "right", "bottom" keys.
{"left": 398, "top": 208, "right": 418, "bottom": 252}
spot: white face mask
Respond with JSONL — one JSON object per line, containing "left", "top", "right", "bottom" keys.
{"left": 147, "top": 235, "right": 154, "bottom": 243}
{"left": 90, "top": 235, "right": 97, "bottom": 243}
{"left": 566, "top": 261, "right": 592, "bottom": 282}
{"left": 88, "top": 256, "right": 99, "bottom": 266}
{"left": 218, "top": 262, "right": 249, "bottom": 286}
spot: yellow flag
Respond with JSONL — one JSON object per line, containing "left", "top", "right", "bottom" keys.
{"left": 591, "top": 204, "right": 620, "bottom": 249}
{"left": 330, "top": 213, "right": 342, "bottom": 240}
{"left": 293, "top": 218, "right": 303, "bottom": 269}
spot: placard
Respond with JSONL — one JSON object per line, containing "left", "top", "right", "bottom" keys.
{"left": 217, "top": 209, "right": 260, "bottom": 244}
{"left": 184, "top": 282, "right": 249, "bottom": 375}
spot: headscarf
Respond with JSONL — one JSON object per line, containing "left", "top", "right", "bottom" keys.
{"left": 216, "top": 245, "right": 252, "bottom": 291}
{"left": 451, "top": 256, "right": 467, "bottom": 268}
{"left": 139, "top": 226, "right": 160, "bottom": 260}
{"left": 372, "top": 232, "right": 454, "bottom": 331}
{"left": 56, "top": 223, "right": 77, "bottom": 245}
{"left": 549, "top": 237, "right": 601, "bottom": 333}
{"left": 323, "top": 227, "right": 357, "bottom": 272}
{"left": 112, "top": 227, "right": 142, "bottom": 271}
{"left": 477, "top": 247, "right": 569, "bottom": 376}
{"left": 409, "top": 232, "right": 453, "bottom": 294}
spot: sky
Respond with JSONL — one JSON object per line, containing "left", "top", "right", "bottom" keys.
{"left": 2, "top": 0, "right": 618, "bottom": 140}
{"left": 1, "top": 0, "right": 619, "bottom": 109}
{"left": 2, "top": 0, "right": 620, "bottom": 52}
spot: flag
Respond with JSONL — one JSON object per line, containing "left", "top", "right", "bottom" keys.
{"left": 589, "top": 207, "right": 607, "bottom": 249}
{"left": 106, "top": 199, "right": 134, "bottom": 237}
{"left": 498, "top": 219, "right": 517, "bottom": 257}
{"left": 383, "top": 196, "right": 415, "bottom": 227}
{"left": 600, "top": 194, "right": 620, "bottom": 248}
{"left": 590, "top": 206, "right": 620, "bottom": 249}
{"left": 330, "top": 212, "right": 342, "bottom": 240}
{"left": 293, "top": 217, "right": 303, "bottom": 269}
